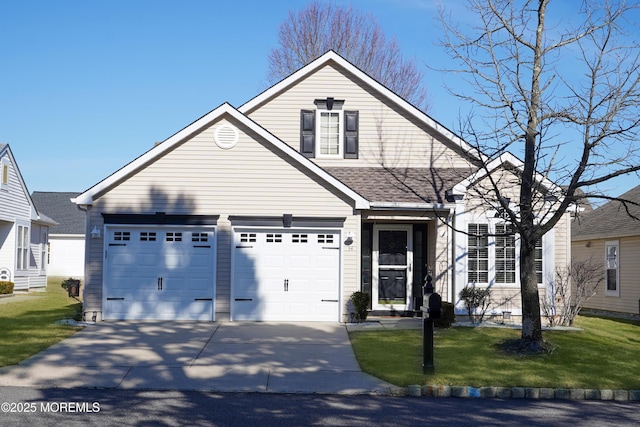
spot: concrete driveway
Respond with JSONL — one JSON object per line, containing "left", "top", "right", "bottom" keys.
{"left": 0, "top": 322, "right": 393, "bottom": 394}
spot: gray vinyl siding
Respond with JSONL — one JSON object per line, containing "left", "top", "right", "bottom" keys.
{"left": 83, "top": 116, "right": 358, "bottom": 320}
{"left": 246, "top": 63, "right": 473, "bottom": 170}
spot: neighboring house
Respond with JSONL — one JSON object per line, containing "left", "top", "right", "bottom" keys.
{"left": 73, "top": 51, "right": 571, "bottom": 322}
{"left": 572, "top": 185, "right": 640, "bottom": 316}
{"left": 31, "top": 192, "right": 85, "bottom": 279}
{"left": 0, "top": 144, "right": 57, "bottom": 291}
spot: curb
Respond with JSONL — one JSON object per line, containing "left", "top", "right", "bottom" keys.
{"left": 388, "top": 385, "right": 640, "bottom": 401}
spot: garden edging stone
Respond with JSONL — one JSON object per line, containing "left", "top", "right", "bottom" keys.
{"left": 398, "top": 385, "right": 640, "bottom": 400}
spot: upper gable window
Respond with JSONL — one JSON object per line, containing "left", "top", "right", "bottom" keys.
{"left": 300, "top": 98, "right": 358, "bottom": 159}
{"left": 318, "top": 110, "right": 342, "bottom": 157}
{"left": 1, "top": 157, "right": 9, "bottom": 190}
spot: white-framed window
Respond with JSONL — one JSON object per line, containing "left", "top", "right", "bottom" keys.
{"left": 317, "top": 109, "right": 343, "bottom": 157}
{"left": 1, "top": 157, "right": 9, "bottom": 190}
{"left": 495, "top": 223, "right": 516, "bottom": 283}
{"left": 467, "top": 224, "right": 489, "bottom": 283}
{"left": 605, "top": 240, "right": 620, "bottom": 297}
{"left": 466, "top": 221, "right": 545, "bottom": 286}
{"left": 40, "top": 232, "right": 47, "bottom": 272}
{"left": 17, "top": 225, "right": 29, "bottom": 271}
{"left": 535, "top": 238, "right": 543, "bottom": 284}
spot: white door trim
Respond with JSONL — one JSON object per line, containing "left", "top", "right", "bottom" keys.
{"left": 372, "top": 224, "right": 413, "bottom": 311}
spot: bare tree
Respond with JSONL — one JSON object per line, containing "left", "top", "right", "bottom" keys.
{"left": 267, "top": 0, "right": 429, "bottom": 111}
{"left": 437, "top": 0, "right": 640, "bottom": 350}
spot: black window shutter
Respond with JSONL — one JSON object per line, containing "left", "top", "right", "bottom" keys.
{"left": 344, "top": 110, "right": 359, "bottom": 159}
{"left": 300, "top": 110, "right": 315, "bottom": 158}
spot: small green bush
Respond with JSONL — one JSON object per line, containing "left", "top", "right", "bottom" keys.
{"left": 459, "top": 286, "right": 492, "bottom": 323}
{"left": 0, "top": 281, "right": 14, "bottom": 294}
{"left": 350, "top": 291, "right": 370, "bottom": 322}
{"left": 435, "top": 301, "right": 455, "bottom": 328}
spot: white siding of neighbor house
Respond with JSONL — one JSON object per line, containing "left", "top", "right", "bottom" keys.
{"left": 1, "top": 149, "right": 49, "bottom": 291}
{"left": 572, "top": 236, "right": 640, "bottom": 315}
{"left": 246, "top": 63, "right": 473, "bottom": 170}
{"left": 82, "top": 116, "right": 359, "bottom": 320}
{"left": 48, "top": 235, "right": 85, "bottom": 278}
{"left": 0, "top": 152, "right": 31, "bottom": 223}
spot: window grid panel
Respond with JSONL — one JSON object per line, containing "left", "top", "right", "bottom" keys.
{"left": 467, "top": 224, "right": 489, "bottom": 283}
{"left": 114, "top": 231, "right": 131, "bottom": 241}
{"left": 140, "top": 232, "right": 157, "bottom": 242}
{"left": 166, "top": 232, "right": 183, "bottom": 242}
{"left": 292, "top": 234, "right": 308, "bottom": 243}
{"left": 317, "top": 234, "right": 334, "bottom": 244}
{"left": 535, "top": 239, "right": 543, "bottom": 284}
{"left": 240, "top": 233, "right": 256, "bottom": 243}
{"left": 319, "top": 112, "right": 340, "bottom": 155}
{"left": 495, "top": 223, "right": 516, "bottom": 283}
{"left": 191, "top": 232, "right": 209, "bottom": 242}
{"left": 266, "top": 233, "right": 282, "bottom": 243}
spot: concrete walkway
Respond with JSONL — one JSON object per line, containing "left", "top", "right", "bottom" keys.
{"left": 0, "top": 321, "right": 394, "bottom": 394}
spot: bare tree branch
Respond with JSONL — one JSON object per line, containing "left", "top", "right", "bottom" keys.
{"left": 436, "top": 0, "right": 640, "bottom": 347}
{"left": 267, "top": 0, "right": 429, "bottom": 111}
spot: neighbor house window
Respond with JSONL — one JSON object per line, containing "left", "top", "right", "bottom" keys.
{"left": 17, "top": 225, "right": 29, "bottom": 270}
{"left": 317, "top": 110, "right": 342, "bottom": 157}
{"left": 495, "top": 223, "right": 516, "bottom": 283}
{"left": 468, "top": 224, "right": 489, "bottom": 283}
{"left": 605, "top": 241, "right": 619, "bottom": 296}
{"left": 1, "top": 158, "right": 8, "bottom": 190}
{"left": 41, "top": 232, "right": 48, "bottom": 272}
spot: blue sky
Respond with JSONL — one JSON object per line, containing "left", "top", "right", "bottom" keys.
{"left": 0, "top": 0, "right": 637, "bottom": 198}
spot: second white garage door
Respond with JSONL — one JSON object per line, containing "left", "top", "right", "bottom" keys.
{"left": 232, "top": 230, "right": 341, "bottom": 321}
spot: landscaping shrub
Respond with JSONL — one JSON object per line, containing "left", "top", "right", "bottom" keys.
{"left": 459, "top": 286, "right": 492, "bottom": 323}
{"left": 350, "top": 291, "right": 370, "bottom": 322}
{"left": 0, "top": 281, "right": 14, "bottom": 294}
{"left": 435, "top": 301, "right": 455, "bottom": 328}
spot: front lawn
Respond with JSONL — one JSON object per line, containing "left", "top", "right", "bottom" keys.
{"left": 0, "top": 278, "right": 83, "bottom": 367}
{"left": 349, "top": 316, "right": 640, "bottom": 389}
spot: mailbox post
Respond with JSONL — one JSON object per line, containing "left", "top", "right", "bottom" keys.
{"left": 421, "top": 275, "right": 441, "bottom": 374}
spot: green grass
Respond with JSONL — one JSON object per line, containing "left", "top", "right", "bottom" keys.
{"left": 0, "top": 278, "right": 83, "bottom": 367}
{"left": 349, "top": 316, "right": 640, "bottom": 389}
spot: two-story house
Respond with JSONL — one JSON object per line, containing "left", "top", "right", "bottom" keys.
{"left": 73, "top": 51, "right": 571, "bottom": 322}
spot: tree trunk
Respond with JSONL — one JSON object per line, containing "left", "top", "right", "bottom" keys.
{"left": 520, "top": 240, "right": 543, "bottom": 345}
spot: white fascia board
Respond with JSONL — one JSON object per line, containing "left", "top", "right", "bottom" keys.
{"left": 74, "top": 103, "right": 370, "bottom": 210}
{"left": 369, "top": 201, "right": 456, "bottom": 211}
{"left": 451, "top": 152, "right": 561, "bottom": 197}
{"left": 239, "top": 51, "right": 484, "bottom": 162}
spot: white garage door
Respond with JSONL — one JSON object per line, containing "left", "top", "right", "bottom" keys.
{"left": 232, "top": 230, "right": 341, "bottom": 321}
{"left": 104, "top": 227, "right": 215, "bottom": 320}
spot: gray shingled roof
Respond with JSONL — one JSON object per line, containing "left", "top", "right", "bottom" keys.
{"left": 31, "top": 192, "right": 85, "bottom": 235}
{"left": 572, "top": 185, "right": 640, "bottom": 240}
{"left": 325, "top": 167, "right": 473, "bottom": 204}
